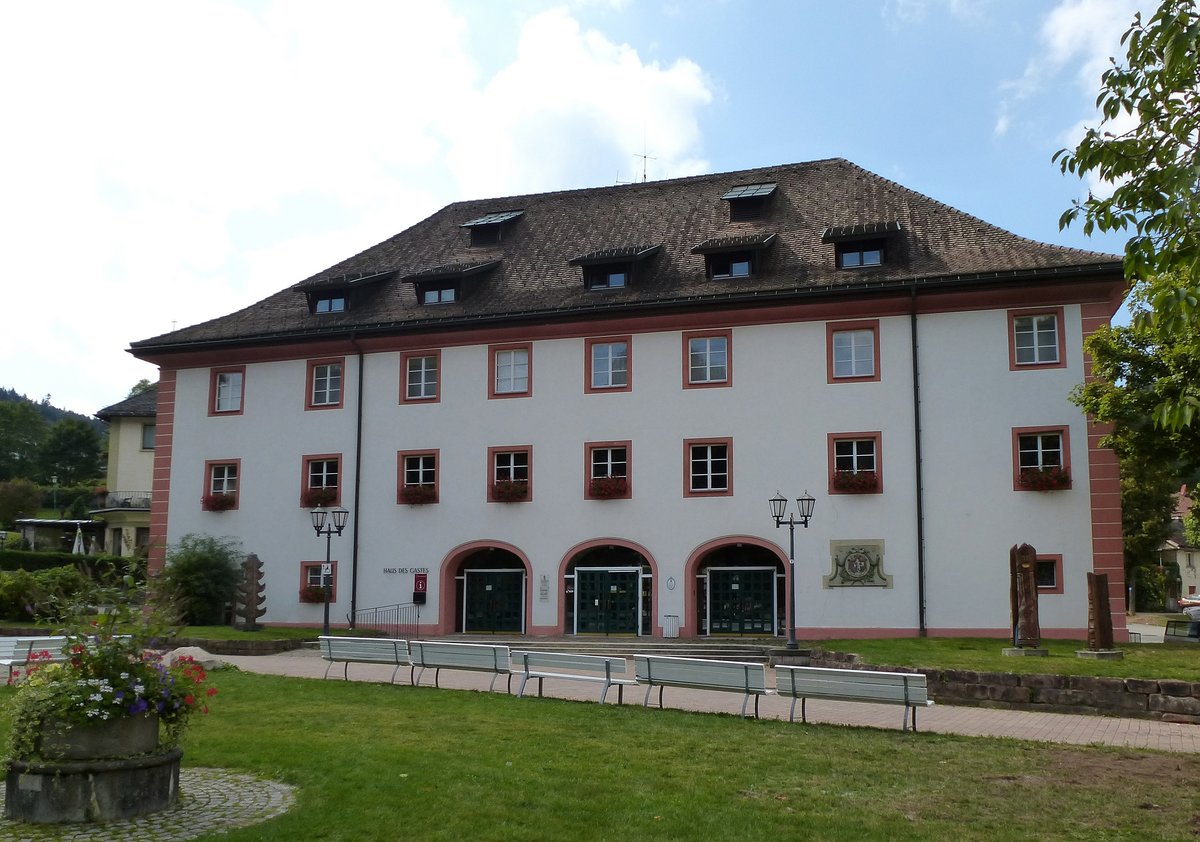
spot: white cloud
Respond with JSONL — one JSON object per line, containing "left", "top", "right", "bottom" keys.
{"left": 0, "top": 1, "right": 714, "bottom": 415}
{"left": 441, "top": 7, "right": 711, "bottom": 196}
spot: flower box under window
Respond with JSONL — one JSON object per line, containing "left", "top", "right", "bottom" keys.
{"left": 399, "top": 484, "right": 438, "bottom": 505}
{"left": 299, "top": 584, "right": 327, "bottom": 603}
{"left": 589, "top": 476, "right": 628, "bottom": 499}
{"left": 832, "top": 471, "right": 879, "bottom": 493}
{"left": 1017, "top": 466, "right": 1071, "bottom": 491}
{"left": 491, "top": 479, "right": 529, "bottom": 503}
{"left": 302, "top": 487, "right": 338, "bottom": 508}
{"left": 201, "top": 493, "right": 237, "bottom": 512}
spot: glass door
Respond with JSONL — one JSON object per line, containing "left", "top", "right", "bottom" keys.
{"left": 706, "top": 567, "right": 777, "bottom": 635}
{"left": 463, "top": 570, "right": 525, "bottom": 633}
{"left": 574, "top": 567, "right": 641, "bottom": 635}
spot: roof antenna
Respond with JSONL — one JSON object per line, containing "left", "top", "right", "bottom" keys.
{"left": 171, "top": 320, "right": 177, "bottom": 332}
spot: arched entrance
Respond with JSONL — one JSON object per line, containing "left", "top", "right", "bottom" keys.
{"left": 563, "top": 544, "right": 654, "bottom": 636}
{"left": 693, "top": 543, "right": 786, "bottom": 637}
{"left": 453, "top": 546, "right": 527, "bottom": 634}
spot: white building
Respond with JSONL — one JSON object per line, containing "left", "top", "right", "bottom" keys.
{"left": 130, "top": 159, "right": 1127, "bottom": 640}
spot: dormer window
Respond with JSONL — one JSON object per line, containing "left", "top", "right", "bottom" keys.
{"left": 691, "top": 234, "right": 777, "bottom": 280}
{"left": 823, "top": 222, "right": 902, "bottom": 270}
{"left": 710, "top": 252, "right": 753, "bottom": 279}
{"left": 461, "top": 210, "right": 523, "bottom": 247}
{"left": 402, "top": 260, "right": 500, "bottom": 306}
{"left": 569, "top": 245, "right": 660, "bottom": 291}
{"left": 721, "top": 183, "right": 776, "bottom": 222}
{"left": 585, "top": 266, "right": 628, "bottom": 289}
{"left": 837, "top": 240, "right": 885, "bottom": 269}
{"left": 314, "top": 295, "right": 346, "bottom": 314}
{"left": 418, "top": 283, "right": 457, "bottom": 305}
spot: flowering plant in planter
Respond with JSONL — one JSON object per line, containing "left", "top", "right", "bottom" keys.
{"left": 589, "top": 476, "right": 628, "bottom": 498}
{"left": 201, "top": 492, "right": 237, "bottom": 512}
{"left": 399, "top": 484, "right": 438, "bottom": 505}
{"left": 491, "top": 478, "right": 529, "bottom": 502}
{"left": 1017, "top": 465, "right": 1071, "bottom": 491}
{"left": 832, "top": 470, "right": 879, "bottom": 493}
{"left": 301, "top": 486, "right": 338, "bottom": 508}
{"left": 6, "top": 572, "right": 217, "bottom": 761}
{"left": 299, "top": 584, "right": 327, "bottom": 603}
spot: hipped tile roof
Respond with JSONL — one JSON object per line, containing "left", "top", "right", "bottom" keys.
{"left": 96, "top": 384, "right": 158, "bottom": 420}
{"left": 131, "top": 158, "right": 1121, "bottom": 352}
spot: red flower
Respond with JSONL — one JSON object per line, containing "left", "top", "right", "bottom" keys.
{"left": 184, "top": 694, "right": 196, "bottom": 706}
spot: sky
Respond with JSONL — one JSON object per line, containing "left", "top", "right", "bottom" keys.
{"left": 1, "top": 0, "right": 1150, "bottom": 416}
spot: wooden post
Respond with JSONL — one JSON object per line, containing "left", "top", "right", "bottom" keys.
{"left": 1087, "top": 571, "right": 1114, "bottom": 650}
{"left": 1010, "top": 543, "right": 1041, "bottom": 648}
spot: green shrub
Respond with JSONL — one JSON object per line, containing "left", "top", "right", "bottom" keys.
{"left": 0, "top": 566, "right": 93, "bottom": 622}
{"left": 160, "top": 534, "right": 242, "bottom": 626}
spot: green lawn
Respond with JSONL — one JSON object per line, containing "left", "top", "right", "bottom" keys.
{"left": 814, "top": 636, "right": 1200, "bottom": 680}
{"left": 4, "top": 672, "right": 1196, "bottom": 841}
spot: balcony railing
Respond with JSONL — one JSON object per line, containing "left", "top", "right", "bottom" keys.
{"left": 102, "top": 491, "right": 152, "bottom": 509}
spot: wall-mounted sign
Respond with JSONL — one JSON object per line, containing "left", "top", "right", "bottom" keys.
{"left": 414, "top": 573, "right": 427, "bottom": 592}
{"left": 382, "top": 567, "right": 430, "bottom": 574}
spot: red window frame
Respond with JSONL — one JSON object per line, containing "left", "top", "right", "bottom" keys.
{"left": 827, "top": 320, "right": 880, "bottom": 383}
{"left": 684, "top": 437, "right": 733, "bottom": 497}
{"left": 306, "top": 357, "right": 346, "bottom": 411}
{"left": 202, "top": 458, "right": 241, "bottom": 510}
{"left": 584, "top": 440, "right": 632, "bottom": 500}
{"left": 300, "top": 560, "right": 339, "bottom": 603}
{"left": 487, "top": 445, "right": 533, "bottom": 502}
{"left": 1011, "top": 426, "right": 1072, "bottom": 492}
{"left": 1008, "top": 307, "right": 1067, "bottom": 371}
{"left": 208, "top": 366, "right": 246, "bottom": 416}
{"left": 397, "top": 449, "right": 440, "bottom": 504}
{"left": 301, "top": 453, "right": 343, "bottom": 507}
{"left": 400, "top": 349, "right": 441, "bottom": 404}
{"left": 585, "top": 336, "right": 633, "bottom": 394}
{"left": 826, "top": 432, "right": 883, "bottom": 495}
{"left": 682, "top": 329, "right": 733, "bottom": 389}
{"left": 489, "top": 343, "right": 532, "bottom": 399}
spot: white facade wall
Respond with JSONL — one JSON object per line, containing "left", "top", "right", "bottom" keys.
{"left": 163, "top": 302, "right": 1097, "bottom": 637}
{"left": 107, "top": 415, "right": 155, "bottom": 493}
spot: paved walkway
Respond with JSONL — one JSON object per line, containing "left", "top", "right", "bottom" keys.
{"left": 224, "top": 648, "right": 1200, "bottom": 754}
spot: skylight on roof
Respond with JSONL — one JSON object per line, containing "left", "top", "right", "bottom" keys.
{"left": 461, "top": 210, "right": 524, "bottom": 228}
{"left": 721, "top": 183, "right": 776, "bottom": 201}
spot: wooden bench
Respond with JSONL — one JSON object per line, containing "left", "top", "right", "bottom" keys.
{"left": 511, "top": 650, "right": 635, "bottom": 704}
{"left": 634, "top": 654, "right": 770, "bottom": 718}
{"left": 775, "top": 665, "right": 933, "bottom": 732}
{"left": 1164, "top": 620, "right": 1200, "bottom": 643}
{"left": 0, "top": 636, "right": 70, "bottom": 681}
{"left": 319, "top": 636, "right": 412, "bottom": 683}
{"left": 410, "top": 640, "right": 512, "bottom": 693}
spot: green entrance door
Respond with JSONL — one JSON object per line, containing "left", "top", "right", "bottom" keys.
{"left": 574, "top": 567, "right": 640, "bottom": 635}
{"left": 464, "top": 570, "right": 524, "bottom": 633}
{"left": 707, "top": 568, "right": 777, "bottom": 635}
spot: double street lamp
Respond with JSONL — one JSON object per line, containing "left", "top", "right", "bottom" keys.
{"left": 310, "top": 506, "right": 350, "bottom": 636}
{"left": 769, "top": 491, "right": 816, "bottom": 649}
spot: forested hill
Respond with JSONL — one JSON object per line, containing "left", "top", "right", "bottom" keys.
{"left": 0, "top": 388, "right": 105, "bottom": 432}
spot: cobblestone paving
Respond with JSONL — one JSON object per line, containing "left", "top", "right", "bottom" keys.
{"left": 0, "top": 767, "right": 295, "bottom": 841}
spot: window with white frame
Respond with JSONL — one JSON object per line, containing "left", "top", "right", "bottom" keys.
{"left": 1013, "top": 314, "right": 1059, "bottom": 365}
{"left": 688, "top": 441, "right": 730, "bottom": 494}
{"left": 209, "top": 463, "right": 238, "bottom": 495}
{"left": 1018, "top": 432, "right": 1063, "bottom": 470}
{"left": 494, "top": 450, "right": 529, "bottom": 482}
{"left": 834, "top": 439, "right": 875, "bottom": 473}
{"left": 310, "top": 362, "right": 342, "bottom": 407}
{"left": 591, "top": 446, "right": 627, "bottom": 480}
{"left": 493, "top": 346, "right": 530, "bottom": 396}
{"left": 404, "top": 453, "right": 436, "bottom": 487}
{"left": 590, "top": 341, "right": 628, "bottom": 390}
{"left": 405, "top": 354, "right": 439, "bottom": 401}
{"left": 832, "top": 330, "right": 875, "bottom": 378}
{"left": 212, "top": 369, "right": 244, "bottom": 413}
{"left": 688, "top": 335, "right": 728, "bottom": 385}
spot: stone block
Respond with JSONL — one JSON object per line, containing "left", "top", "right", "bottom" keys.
{"left": 1021, "top": 674, "right": 1066, "bottom": 690}
{"left": 1065, "top": 675, "right": 1124, "bottom": 692}
{"left": 987, "top": 685, "right": 1033, "bottom": 704}
{"left": 1124, "top": 678, "right": 1159, "bottom": 694}
{"left": 1149, "top": 694, "right": 1200, "bottom": 716}
{"left": 1157, "top": 679, "right": 1199, "bottom": 697}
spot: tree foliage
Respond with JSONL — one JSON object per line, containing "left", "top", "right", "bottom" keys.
{"left": 0, "top": 479, "right": 42, "bottom": 529}
{"left": 160, "top": 534, "right": 242, "bottom": 626}
{"left": 1055, "top": 0, "right": 1200, "bottom": 429}
{"left": 0, "top": 402, "right": 48, "bottom": 481}
{"left": 37, "top": 419, "right": 102, "bottom": 486}
{"left": 127, "top": 379, "right": 155, "bottom": 398}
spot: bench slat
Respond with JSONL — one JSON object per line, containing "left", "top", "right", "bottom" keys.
{"left": 634, "top": 655, "right": 769, "bottom": 718}
{"left": 511, "top": 650, "right": 632, "bottom": 704}
{"left": 410, "top": 641, "right": 511, "bottom": 693}
{"left": 776, "top": 665, "right": 932, "bottom": 732}
{"left": 318, "top": 636, "right": 411, "bottom": 684}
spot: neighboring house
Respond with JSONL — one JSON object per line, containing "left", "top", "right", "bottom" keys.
{"left": 129, "top": 159, "right": 1127, "bottom": 640}
{"left": 1160, "top": 486, "right": 1198, "bottom": 605}
{"left": 93, "top": 385, "right": 157, "bottom": 558}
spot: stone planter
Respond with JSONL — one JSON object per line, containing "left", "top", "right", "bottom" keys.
{"left": 5, "top": 714, "right": 181, "bottom": 823}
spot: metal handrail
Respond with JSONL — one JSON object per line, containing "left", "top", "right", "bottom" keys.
{"left": 348, "top": 602, "right": 421, "bottom": 639}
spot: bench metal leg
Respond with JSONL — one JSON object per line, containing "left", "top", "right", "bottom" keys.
{"left": 599, "top": 680, "right": 610, "bottom": 705}
{"left": 788, "top": 697, "right": 797, "bottom": 723}
{"left": 322, "top": 661, "right": 334, "bottom": 680}
{"left": 739, "top": 693, "right": 749, "bottom": 719}
{"left": 516, "top": 674, "right": 529, "bottom": 699}
{"left": 390, "top": 664, "right": 401, "bottom": 685}
{"left": 801, "top": 697, "right": 808, "bottom": 724}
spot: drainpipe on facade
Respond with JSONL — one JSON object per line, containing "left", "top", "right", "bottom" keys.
{"left": 910, "top": 287, "right": 928, "bottom": 636}
{"left": 349, "top": 336, "right": 365, "bottom": 627}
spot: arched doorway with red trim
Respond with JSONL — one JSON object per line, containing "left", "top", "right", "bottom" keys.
{"left": 439, "top": 541, "right": 531, "bottom": 635}
{"left": 684, "top": 537, "right": 789, "bottom": 638}
{"left": 559, "top": 539, "right": 657, "bottom": 636}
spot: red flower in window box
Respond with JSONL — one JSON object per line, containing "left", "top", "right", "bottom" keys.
{"left": 299, "top": 584, "right": 327, "bottom": 603}
{"left": 589, "top": 476, "right": 629, "bottom": 499}
{"left": 302, "top": 486, "right": 338, "bottom": 508}
{"left": 399, "top": 484, "right": 438, "bottom": 505}
{"left": 832, "top": 471, "right": 879, "bottom": 493}
{"left": 1017, "top": 466, "right": 1071, "bottom": 491}
{"left": 201, "top": 493, "right": 237, "bottom": 512}
{"left": 491, "top": 479, "right": 529, "bottom": 502}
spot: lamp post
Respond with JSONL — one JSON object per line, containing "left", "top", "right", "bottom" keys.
{"left": 310, "top": 506, "right": 350, "bottom": 636}
{"left": 769, "top": 491, "right": 815, "bottom": 649}
{"left": 51, "top": 475, "right": 58, "bottom": 514}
